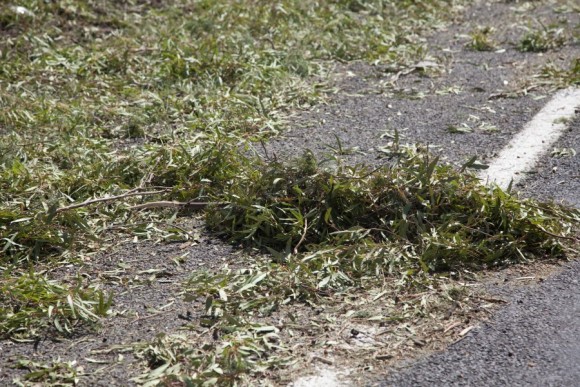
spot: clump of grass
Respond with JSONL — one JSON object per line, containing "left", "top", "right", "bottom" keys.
{"left": 133, "top": 329, "right": 288, "bottom": 386}
{"left": 519, "top": 24, "right": 567, "bottom": 52}
{"left": 447, "top": 123, "right": 473, "bottom": 133}
{"left": 208, "top": 149, "right": 573, "bottom": 271}
{"left": 0, "top": 270, "right": 112, "bottom": 339}
{"left": 15, "top": 359, "right": 80, "bottom": 385}
{"left": 467, "top": 26, "right": 496, "bottom": 51}
{"left": 538, "top": 58, "right": 580, "bottom": 88}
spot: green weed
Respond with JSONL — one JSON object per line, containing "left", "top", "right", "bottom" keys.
{"left": 538, "top": 58, "right": 580, "bottom": 88}
{"left": 467, "top": 26, "right": 496, "bottom": 51}
{"left": 519, "top": 24, "right": 567, "bottom": 52}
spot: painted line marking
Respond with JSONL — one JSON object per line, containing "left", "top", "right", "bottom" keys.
{"left": 480, "top": 87, "right": 580, "bottom": 189}
{"left": 291, "top": 367, "right": 349, "bottom": 387}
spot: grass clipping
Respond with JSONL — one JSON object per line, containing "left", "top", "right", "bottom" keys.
{"left": 201, "top": 148, "right": 575, "bottom": 307}
{"left": 209, "top": 149, "right": 574, "bottom": 268}
{"left": 136, "top": 147, "right": 579, "bottom": 385}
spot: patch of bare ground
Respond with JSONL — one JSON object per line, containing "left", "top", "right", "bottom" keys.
{"left": 1, "top": 218, "right": 246, "bottom": 385}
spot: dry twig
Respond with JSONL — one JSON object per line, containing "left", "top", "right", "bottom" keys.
{"left": 56, "top": 189, "right": 169, "bottom": 214}
{"left": 129, "top": 201, "right": 227, "bottom": 211}
{"left": 293, "top": 218, "right": 308, "bottom": 255}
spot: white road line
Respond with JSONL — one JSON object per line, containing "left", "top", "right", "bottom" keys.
{"left": 480, "top": 87, "right": 580, "bottom": 189}
{"left": 291, "top": 367, "right": 348, "bottom": 387}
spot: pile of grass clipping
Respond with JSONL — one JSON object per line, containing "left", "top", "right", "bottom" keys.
{"left": 134, "top": 146, "right": 578, "bottom": 385}
{"left": 201, "top": 147, "right": 576, "bottom": 305}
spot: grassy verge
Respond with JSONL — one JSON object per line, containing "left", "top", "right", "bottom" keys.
{"left": 1, "top": 0, "right": 579, "bottom": 385}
